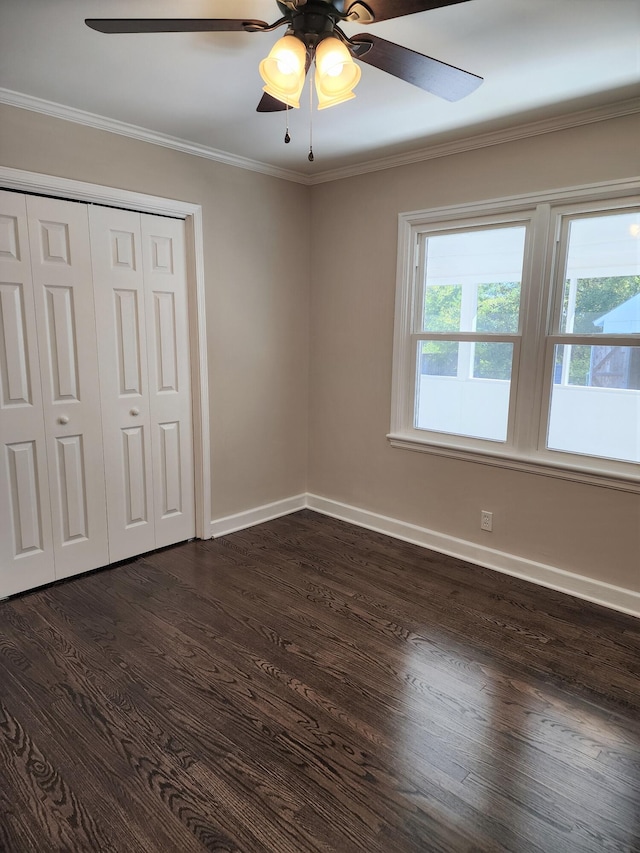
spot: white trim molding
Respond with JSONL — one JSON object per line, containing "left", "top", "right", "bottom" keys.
{"left": 0, "top": 88, "right": 308, "bottom": 186}
{"left": 2, "top": 87, "right": 638, "bottom": 187}
{"left": 387, "top": 435, "right": 640, "bottom": 495}
{"left": 306, "top": 494, "right": 640, "bottom": 618}
{"left": 210, "top": 495, "right": 307, "bottom": 538}
{"left": 211, "top": 493, "right": 640, "bottom": 618}
{"left": 308, "top": 97, "right": 640, "bottom": 184}
{"left": 0, "top": 166, "right": 212, "bottom": 541}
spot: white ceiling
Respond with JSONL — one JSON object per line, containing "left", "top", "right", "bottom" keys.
{"left": 1, "top": 0, "right": 639, "bottom": 180}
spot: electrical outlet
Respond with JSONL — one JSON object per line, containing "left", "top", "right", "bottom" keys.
{"left": 480, "top": 510, "right": 493, "bottom": 532}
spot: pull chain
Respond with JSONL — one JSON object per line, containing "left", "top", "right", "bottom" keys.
{"left": 284, "top": 104, "right": 291, "bottom": 144}
{"left": 308, "top": 75, "right": 314, "bottom": 162}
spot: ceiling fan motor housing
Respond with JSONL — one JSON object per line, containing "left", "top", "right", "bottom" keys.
{"left": 278, "top": 0, "right": 344, "bottom": 49}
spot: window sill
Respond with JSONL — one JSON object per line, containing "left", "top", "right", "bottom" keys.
{"left": 387, "top": 433, "right": 640, "bottom": 494}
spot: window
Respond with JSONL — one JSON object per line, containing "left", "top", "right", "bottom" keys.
{"left": 415, "top": 223, "right": 526, "bottom": 442}
{"left": 390, "top": 181, "right": 640, "bottom": 490}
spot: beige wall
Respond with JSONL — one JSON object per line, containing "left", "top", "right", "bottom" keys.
{"left": 309, "top": 114, "right": 640, "bottom": 593}
{"left": 2, "top": 102, "right": 639, "bottom": 596}
{"left": 0, "top": 103, "right": 311, "bottom": 521}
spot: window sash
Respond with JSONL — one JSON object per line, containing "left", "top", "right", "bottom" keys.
{"left": 549, "top": 206, "right": 640, "bottom": 337}
{"left": 416, "top": 224, "right": 527, "bottom": 336}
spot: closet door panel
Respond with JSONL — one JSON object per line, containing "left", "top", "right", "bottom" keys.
{"left": 142, "top": 215, "right": 195, "bottom": 547}
{"left": 0, "top": 191, "right": 55, "bottom": 596}
{"left": 89, "top": 206, "right": 156, "bottom": 562}
{"left": 26, "top": 196, "right": 109, "bottom": 580}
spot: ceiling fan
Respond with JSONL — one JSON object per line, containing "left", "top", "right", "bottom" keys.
{"left": 85, "top": 0, "right": 482, "bottom": 113}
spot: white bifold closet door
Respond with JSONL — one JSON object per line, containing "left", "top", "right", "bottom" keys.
{"left": 0, "top": 191, "right": 109, "bottom": 596}
{"left": 88, "top": 205, "right": 195, "bottom": 563}
{"left": 0, "top": 191, "right": 195, "bottom": 599}
{"left": 0, "top": 190, "right": 55, "bottom": 595}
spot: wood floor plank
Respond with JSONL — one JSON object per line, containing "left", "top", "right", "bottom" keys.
{"left": 1, "top": 510, "right": 639, "bottom": 852}
{"left": 16, "top": 579, "right": 388, "bottom": 853}
{"left": 222, "top": 516, "right": 640, "bottom": 712}
{"left": 0, "top": 616, "right": 243, "bottom": 852}
{"left": 42, "top": 574, "right": 481, "bottom": 852}
{"left": 0, "top": 699, "right": 121, "bottom": 852}
{"left": 5, "top": 592, "right": 319, "bottom": 853}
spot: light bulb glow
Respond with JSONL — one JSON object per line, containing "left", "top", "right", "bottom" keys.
{"left": 276, "top": 53, "right": 299, "bottom": 76}
{"left": 259, "top": 35, "right": 307, "bottom": 108}
{"left": 314, "top": 37, "right": 360, "bottom": 110}
{"left": 321, "top": 50, "right": 346, "bottom": 77}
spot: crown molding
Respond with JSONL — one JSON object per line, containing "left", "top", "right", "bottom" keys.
{"left": 307, "top": 97, "right": 640, "bottom": 185}
{"left": 2, "top": 87, "right": 638, "bottom": 188}
{"left": 0, "top": 88, "right": 311, "bottom": 186}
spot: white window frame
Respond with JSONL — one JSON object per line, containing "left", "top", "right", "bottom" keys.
{"left": 389, "top": 178, "right": 640, "bottom": 493}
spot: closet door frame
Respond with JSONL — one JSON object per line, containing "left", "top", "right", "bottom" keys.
{"left": 0, "top": 167, "right": 211, "bottom": 541}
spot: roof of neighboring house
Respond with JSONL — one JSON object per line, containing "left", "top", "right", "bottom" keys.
{"left": 595, "top": 292, "right": 640, "bottom": 333}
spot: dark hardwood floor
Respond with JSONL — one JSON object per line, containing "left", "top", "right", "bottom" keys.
{"left": 1, "top": 510, "right": 639, "bottom": 852}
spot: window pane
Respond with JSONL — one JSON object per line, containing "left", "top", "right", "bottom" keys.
{"left": 553, "top": 343, "right": 640, "bottom": 387}
{"left": 560, "top": 211, "right": 640, "bottom": 334}
{"left": 419, "top": 341, "right": 459, "bottom": 375}
{"left": 423, "top": 227, "right": 526, "bottom": 333}
{"left": 476, "top": 282, "right": 520, "bottom": 333}
{"left": 416, "top": 341, "right": 513, "bottom": 441}
{"left": 548, "top": 344, "right": 640, "bottom": 463}
{"left": 423, "top": 285, "right": 461, "bottom": 332}
{"left": 473, "top": 342, "right": 513, "bottom": 380}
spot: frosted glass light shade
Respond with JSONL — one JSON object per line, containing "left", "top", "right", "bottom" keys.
{"left": 259, "top": 35, "right": 307, "bottom": 109}
{"left": 315, "top": 75, "right": 357, "bottom": 110}
{"left": 315, "top": 37, "right": 361, "bottom": 110}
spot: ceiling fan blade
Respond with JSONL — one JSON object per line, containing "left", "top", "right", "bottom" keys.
{"left": 85, "top": 18, "right": 269, "bottom": 34}
{"left": 351, "top": 34, "right": 482, "bottom": 101}
{"left": 346, "top": 0, "right": 470, "bottom": 24}
{"left": 257, "top": 93, "right": 288, "bottom": 112}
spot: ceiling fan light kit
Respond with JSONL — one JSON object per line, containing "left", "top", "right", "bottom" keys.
{"left": 85, "top": 0, "right": 483, "bottom": 157}
{"left": 260, "top": 31, "right": 361, "bottom": 111}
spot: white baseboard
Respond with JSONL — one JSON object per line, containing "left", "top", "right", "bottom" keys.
{"left": 210, "top": 492, "right": 640, "bottom": 618}
{"left": 210, "top": 494, "right": 307, "bottom": 538}
{"left": 306, "top": 494, "right": 640, "bottom": 619}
